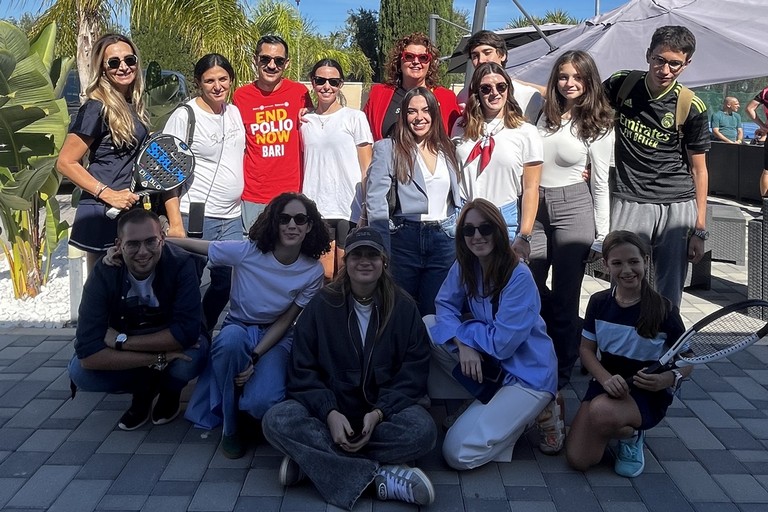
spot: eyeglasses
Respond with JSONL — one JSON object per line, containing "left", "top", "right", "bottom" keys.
{"left": 258, "top": 55, "right": 287, "bottom": 68}
{"left": 122, "top": 236, "right": 161, "bottom": 253}
{"left": 649, "top": 55, "right": 686, "bottom": 72}
{"left": 312, "top": 76, "right": 343, "bottom": 87}
{"left": 278, "top": 213, "right": 309, "bottom": 225}
{"left": 106, "top": 54, "right": 138, "bottom": 70}
{"left": 401, "top": 52, "right": 432, "bottom": 65}
{"left": 478, "top": 82, "right": 509, "bottom": 95}
{"left": 461, "top": 223, "right": 495, "bottom": 237}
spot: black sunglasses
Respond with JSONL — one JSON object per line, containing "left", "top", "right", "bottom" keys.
{"left": 106, "top": 54, "right": 138, "bottom": 70}
{"left": 478, "top": 82, "right": 509, "bottom": 95}
{"left": 258, "top": 55, "right": 287, "bottom": 68}
{"left": 278, "top": 213, "right": 309, "bottom": 226}
{"left": 461, "top": 223, "right": 495, "bottom": 237}
{"left": 312, "top": 76, "right": 343, "bottom": 87}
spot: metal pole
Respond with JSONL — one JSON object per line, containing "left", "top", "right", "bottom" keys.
{"left": 429, "top": 14, "right": 438, "bottom": 44}
{"left": 596, "top": 0, "right": 601, "bottom": 16}
{"left": 509, "top": 0, "right": 558, "bottom": 52}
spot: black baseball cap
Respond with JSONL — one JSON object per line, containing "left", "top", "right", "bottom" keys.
{"left": 345, "top": 227, "right": 385, "bottom": 254}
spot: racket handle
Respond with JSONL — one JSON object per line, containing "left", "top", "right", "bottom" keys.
{"left": 644, "top": 361, "right": 667, "bottom": 374}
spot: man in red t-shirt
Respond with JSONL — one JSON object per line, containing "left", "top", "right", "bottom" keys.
{"left": 233, "top": 34, "right": 313, "bottom": 231}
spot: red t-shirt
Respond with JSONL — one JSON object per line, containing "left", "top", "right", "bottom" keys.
{"left": 233, "top": 79, "right": 313, "bottom": 204}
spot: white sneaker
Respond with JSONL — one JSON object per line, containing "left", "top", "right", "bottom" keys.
{"left": 373, "top": 465, "right": 435, "bottom": 505}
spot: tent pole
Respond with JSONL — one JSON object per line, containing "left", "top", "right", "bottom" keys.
{"left": 509, "top": 0, "right": 558, "bottom": 52}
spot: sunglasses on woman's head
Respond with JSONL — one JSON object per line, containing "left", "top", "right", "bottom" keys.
{"left": 401, "top": 52, "right": 432, "bottom": 64}
{"left": 258, "top": 55, "right": 287, "bottom": 68}
{"left": 312, "top": 76, "right": 343, "bottom": 87}
{"left": 278, "top": 213, "right": 309, "bottom": 225}
{"left": 461, "top": 223, "right": 495, "bottom": 237}
{"left": 479, "top": 83, "right": 509, "bottom": 95}
{"left": 106, "top": 55, "right": 138, "bottom": 69}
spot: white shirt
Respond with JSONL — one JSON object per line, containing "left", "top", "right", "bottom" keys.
{"left": 419, "top": 152, "right": 451, "bottom": 221}
{"left": 353, "top": 300, "right": 373, "bottom": 347}
{"left": 301, "top": 107, "right": 373, "bottom": 220}
{"left": 163, "top": 99, "right": 246, "bottom": 218}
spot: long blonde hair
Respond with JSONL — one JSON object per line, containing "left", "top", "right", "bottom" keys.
{"left": 86, "top": 34, "right": 148, "bottom": 149}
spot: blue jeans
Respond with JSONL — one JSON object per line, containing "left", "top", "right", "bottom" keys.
{"left": 262, "top": 400, "right": 437, "bottom": 510}
{"left": 182, "top": 215, "right": 242, "bottom": 332}
{"left": 68, "top": 335, "right": 209, "bottom": 394}
{"left": 390, "top": 217, "right": 456, "bottom": 316}
{"left": 184, "top": 317, "right": 292, "bottom": 435}
{"left": 241, "top": 201, "right": 267, "bottom": 234}
{"left": 499, "top": 200, "right": 519, "bottom": 241}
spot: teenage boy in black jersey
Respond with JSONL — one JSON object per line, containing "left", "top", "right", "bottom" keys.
{"left": 603, "top": 25, "right": 710, "bottom": 308}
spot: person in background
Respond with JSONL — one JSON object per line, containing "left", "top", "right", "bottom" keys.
{"left": 566, "top": 230, "right": 690, "bottom": 478}
{"left": 263, "top": 227, "right": 436, "bottom": 509}
{"left": 363, "top": 32, "right": 460, "bottom": 141}
{"left": 233, "top": 35, "right": 313, "bottom": 231}
{"left": 162, "top": 53, "right": 246, "bottom": 332}
{"left": 711, "top": 96, "right": 743, "bottom": 143}
{"left": 457, "top": 29, "right": 543, "bottom": 121}
{"left": 747, "top": 87, "right": 768, "bottom": 195}
{"left": 365, "top": 87, "right": 462, "bottom": 316}
{"left": 173, "top": 193, "right": 329, "bottom": 459}
{"left": 301, "top": 59, "right": 373, "bottom": 279}
{"left": 452, "top": 62, "right": 543, "bottom": 260}
{"left": 427, "top": 198, "right": 557, "bottom": 470}
{"left": 57, "top": 33, "right": 147, "bottom": 273}
{"left": 530, "top": 50, "right": 614, "bottom": 455}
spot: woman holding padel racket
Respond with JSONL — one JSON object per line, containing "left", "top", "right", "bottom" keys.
{"left": 162, "top": 53, "right": 246, "bottom": 332}
{"left": 58, "top": 34, "right": 148, "bottom": 272}
{"left": 567, "top": 230, "right": 691, "bottom": 478}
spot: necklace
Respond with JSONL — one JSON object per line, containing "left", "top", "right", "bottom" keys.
{"left": 353, "top": 294, "right": 374, "bottom": 306}
{"left": 316, "top": 103, "right": 340, "bottom": 129}
{"left": 614, "top": 294, "right": 640, "bottom": 306}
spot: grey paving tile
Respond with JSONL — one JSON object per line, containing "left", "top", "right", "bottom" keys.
{"left": 660, "top": 461, "right": 731, "bottom": 502}
{"left": 692, "top": 449, "right": 749, "bottom": 474}
{"left": 592, "top": 484, "right": 642, "bottom": 502}
{"left": 710, "top": 428, "right": 763, "bottom": 450}
{"left": 0, "top": 450, "right": 49, "bottom": 477}
{"left": 505, "top": 486, "right": 551, "bottom": 501}
{"left": 5, "top": 398, "right": 65, "bottom": 428}
{"left": 233, "top": 496, "right": 283, "bottom": 511}
{"left": 48, "top": 440, "right": 101, "bottom": 465}
{"left": 709, "top": 392, "right": 756, "bottom": 410}
{"left": 188, "top": 481, "right": 241, "bottom": 511}
{"left": 459, "top": 462, "right": 506, "bottom": 499}
{"left": 69, "top": 410, "right": 123, "bottom": 443}
{"left": 0, "top": 379, "right": 48, "bottom": 408}
{"left": 692, "top": 504, "right": 740, "bottom": 512}
{"left": 97, "top": 494, "right": 147, "bottom": 510}
{"left": 744, "top": 369, "right": 768, "bottom": 385}
{"left": 241, "top": 468, "right": 284, "bottom": 497}
{"left": 426, "top": 469, "right": 458, "bottom": 485}
{"left": 543, "top": 473, "right": 599, "bottom": 512}
{"left": 723, "top": 377, "right": 768, "bottom": 401}
{"left": 160, "top": 442, "right": 216, "bottom": 481}
{"left": 77, "top": 453, "right": 132, "bottom": 480}
{"left": 109, "top": 454, "right": 170, "bottom": 495}
{"left": 39, "top": 418, "right": 83, "bottom": 431}
{"left": 0, "top": 346, "right": 33, "bottom": 360}
{"left": 202, "top": 467, "right": 248, "bottom": 483}
{"left": 645, "top": 436, "right": 696, "bottom": 461}
{"left": 690, "top": 369, "right": 737, "bottom": 393}
{"left": 4, "top": 353, "right": 51, "bottom": 373}
{"left": 713, "top": 474, "right": 768, "bottom": 503}
{"left": 685, "top": 400, "right": 741, "bottom": 428}
{"left": 52, "top": 391, "right": 105, "bottom": 419}
{"left": 9, "top": 334, "right": 47, "bottom": 346}
{"left": 0, "top": 427, "right": 34, "bottom": 450}
{"left": 143, "top": 420, "right": 191, "bottom": 444}
{"left": 632, "top": 473, "right": 695, "bottom": 512}
{"left": 738, "top": 418, "right": 768, "bottom": 439}
{"left": 29, "top": 339, "right": 71, "bottom": 354}
{"left": 584, "top": 466, "right": 635, "bottom": 486}
{"left": 428, "top": 484, "right": 463, "bottom": 512}
{"left": 97, "top": 430, "right": 148, "bottom": 454}
{"left": 665, "top": 417, "right": 726, "bottom": 449}
{"left": 508, "top": 502, "right": 556, "bottom": 512}
{"left": 463, "top": 498, "right": 510, "bottom": 511}
{"left": 23, "top": 366, "right": 65, "bottom": 381}
{"left": 742, "top": 461, "right": 768, "bottom": 474}
{"left": 140, "top": 495, "right": 191, "bottom": 512}
{"left": 150, "top": 481, "right": 199, "bottom": 496}
{"left": 6, "top": 464, "right": 79, "bottom": 508}
{"left": 600, "top": 503, "right": 649, "bottom": 512}
{"left": 48, "top": 478, "right": 111, "bottom": 512}
{"left": 498, "top": 460, "right": 545, "bottom": 486}
{"left": 729, "top": 409, "right": 767, "bottom": 419}
{"left": 135, "top": 442, "right": 178, "bottom": 455}
{"left": 17, "top": 428, "right": 71, "bottom": 452}
{"left": 0, "top": 478, "right": 25, "bottom": 508}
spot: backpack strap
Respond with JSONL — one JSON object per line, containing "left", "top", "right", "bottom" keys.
{"left": 615, "top": 70, "right": 645, "bottom": 109}
{"left": 175, "top": 103, "right": 196, "bottom": 147}
{"left": 675, "top": 85, "right": 694, "bottom": 139}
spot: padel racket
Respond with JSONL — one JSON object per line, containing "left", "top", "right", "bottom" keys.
{"left": 106, "top": 133, "right": 195, "bottom": 219}
{"left": 644, "top": 299, "right": 768, "bottom": 374}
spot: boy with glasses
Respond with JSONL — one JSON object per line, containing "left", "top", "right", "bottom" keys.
{"left": 233, "top": 35, "right": 313, "bottom": 232}
{"left": 68, "top": 209, "right": 209, "bottom": 431}
{"left": 603, "top": 25, "right": 710, "bottom": 308}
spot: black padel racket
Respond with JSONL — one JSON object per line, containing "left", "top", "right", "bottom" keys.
{"left": 644, "top": 299, "right": 768, "bottom": 374}
{"left": 106, "top": 133, "right": 195, "bottom": 219}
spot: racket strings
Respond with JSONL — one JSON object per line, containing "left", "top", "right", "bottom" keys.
{"left": 140, "top": 140, "right": 193, "bottom": 189}
{"left": 679, "top": 309, "right": 768, "bottom": 363}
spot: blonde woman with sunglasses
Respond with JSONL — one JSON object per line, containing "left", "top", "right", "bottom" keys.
{"left": 363, "top": 32, "right": 460, "bottom": 141}
{"left": 57, "top": 33, "right": 149, "bottom": 272}
{"left": 452, "top": 62, "right": 543, "bottom": 262}
{"left": 301, "top": 59, "right": 373, "bottom": 279}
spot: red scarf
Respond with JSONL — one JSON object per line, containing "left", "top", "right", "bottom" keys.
{"left": 465, "top": 136, "right": 495, "bottom": 176}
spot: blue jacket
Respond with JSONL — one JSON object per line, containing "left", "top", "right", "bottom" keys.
{"left": 74, "top": 244, "right": 204, "bottom": 359}
{"left": 431, "top": 261, "right": 557, "bottom": 396}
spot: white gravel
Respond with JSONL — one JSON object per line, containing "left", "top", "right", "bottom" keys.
{"left": 0, "top": 194, "right": 78, "bottom": 329}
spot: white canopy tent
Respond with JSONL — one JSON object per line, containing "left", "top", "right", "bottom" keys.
{"left": 504, "top": 0, "right": 768, "bottom": 87}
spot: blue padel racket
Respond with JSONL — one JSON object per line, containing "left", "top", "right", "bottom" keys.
{"left": 644, "top": 299, "right": 768, "bottom": 374}
{"left": 106, "top": 133, "right": 195, "bottom": 219}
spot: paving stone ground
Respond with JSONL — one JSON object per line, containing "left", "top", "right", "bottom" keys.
{"left": 2, "top": 220, "right": 768, "bottom": 511}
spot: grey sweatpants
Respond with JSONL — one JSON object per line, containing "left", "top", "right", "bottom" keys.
{"left": 610, "top": 198, "right": 697, "bottom": 307}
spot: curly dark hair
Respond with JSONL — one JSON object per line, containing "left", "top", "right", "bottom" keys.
{"left": 385, "top": 32, "right": 441, "bottom": 88}
{"left": 248, "top": 192, "right": 330, "bottom": 260}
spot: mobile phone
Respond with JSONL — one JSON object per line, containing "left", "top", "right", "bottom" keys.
{"left": 188, "top": 202, "right": 205, "bottom": 238}
{"left": 347, "top": 432, "right": 365, "bottom": 444}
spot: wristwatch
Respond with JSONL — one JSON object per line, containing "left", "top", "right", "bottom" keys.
{"left": 671, "top": 369, "right": 684, "bottom": 390}
{"left": 149, "top": 352, "right": 168, "bottom": 371}
{"left": 693, "top": 229, "right": 710, "bottom": 240}
{"left": 115, "top": 333, "right": 127, "bottom": 351}
{"left": 516, "top": 233, "right": 532, "bottom": 243}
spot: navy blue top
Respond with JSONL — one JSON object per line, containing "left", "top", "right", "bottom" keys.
{"left": 69, "top": 99, "right": 148, "bottom": 204}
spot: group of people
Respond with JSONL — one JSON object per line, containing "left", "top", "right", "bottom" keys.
{"left": 60, "top": 24, "right": 710, "bottom": 510}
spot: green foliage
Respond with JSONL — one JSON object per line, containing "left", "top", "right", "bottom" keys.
{"left": 343, "top": 8, "right": 379, "bottom": 82}
{"left": 131, "top": 23, "right": 196, "bottom": 83}
{"left": 506, "top": 9, "right": 582, "bottom": 29}
{"left": 0, "top": 20, "right": 70, "bottom": 299}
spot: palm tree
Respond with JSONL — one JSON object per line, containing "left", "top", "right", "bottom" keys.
{"left": 506, "top": 9, "right": 581, "bottom": 29}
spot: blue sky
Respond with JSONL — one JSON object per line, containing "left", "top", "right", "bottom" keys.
{"left": 3, "top": 0, "right": 627, "bottom": 34}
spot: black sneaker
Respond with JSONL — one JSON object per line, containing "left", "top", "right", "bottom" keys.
{"left": 221, "top": 433, "right": 246, "bottom": 459}
{"left": 118, "top": 393, "right": 153, "bottom": 431}
{"left": 151, "top": 390, "right": 181, "bottom": 425}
